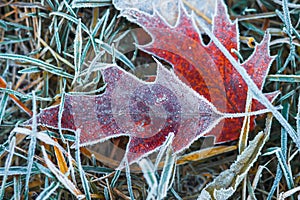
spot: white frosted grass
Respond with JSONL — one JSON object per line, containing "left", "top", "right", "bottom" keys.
{"left": 75, "top": 129, "right": 91, "bottom": 200}
{"left": 125, "top": 157, "right": 135, "bottom": 200}
{"left": 194, "top": 16, "right": 300, "bottom": 150}
{"left": 73, "top": 18, "right": 83, "bottom": 86}
{"left": 13, "top": 176, "right": 21, "bottom": 200}
{"left": 297, "top": 95, "right": 300, "bottom": 136}
{"left": 154, "top": 132, "right": 174, "bottom": 170}
{"left": 58, "top": 79, "right": 66, "bottom": 143}
{"left": 157, "top": 145, "right": 176, "bottom": 200}
{"left": 41, "top": 146, "right": 84, "bottom": 198}
{"left": 0, "top": 137, "right": 16, "bottom": 200}
{"left": 0, "top": 83, "right": 9, "bottom": 125}
{"left": 36, "top": 182, "right": 60, "bottom": 200}
{"left": 0, "top": 53, "right": 73, "bottom": 79}
{"left": 24, "top": 91, "right": 38, "bottom": 199}
{"left": 139, "top": 158, "right": 158, "bottom": 199}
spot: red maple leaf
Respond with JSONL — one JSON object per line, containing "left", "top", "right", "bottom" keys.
{"left": 120, "top": 0, "right": 278, "bottom": 143}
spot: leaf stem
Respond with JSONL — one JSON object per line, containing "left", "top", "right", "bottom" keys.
{"left": 222, "top": 108, "right": 278, "bottom": 119}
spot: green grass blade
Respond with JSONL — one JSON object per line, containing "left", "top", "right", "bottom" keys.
{"left": 157, "top": 144, "right": 176, "bottom": 199}
{"left": 24, "top": 92, "right": 38, "bottom": 200}
{"left": 13, "top": 176, "right": 21, "bottom": 200}
{"left": 276, "top": 150, "right": 294, "bottom": 189}
{"left": 36, "top": 182, "right": 60, "bottom": 200}
{"left": 0, "top": 137, "right": 16, "bottom": 199}
{"left": 0, "top": 166, "right": 39, "bottom": 176}
{"left": 110, "top": 169, "right": 121, "bottom": 188}
{"left": 18, "top": 66, "right": 42, "bottom": 74}
{"left": 0, "top": 88, "right": 51, "bottom": 101}
{"left": 0, "top": 19, "right": 8, "bottom": 30}
{"left": 267, "top": 75, "right": 300, "bottom": 82}
{"left": 0, "top": 53, "right": 73, "bottom": 78}
{"left": 75, "top": 130, "right": 91, "bottom": 200}
{"left": 139, "top": 158, "right": 158, "bottom": 198}
{"left": 297, "top": 95, "right": 300, "bottom": 135}
{"left": 72, "top": 0, "right": 112, "bottom": 8}
{"left": 73, "top": 18, "right": 83, "bottom": 84}
{"left": 96, "top": 40, "right": 135, "bottom": 70}
{"left": 54, "top": 18, "right": 62, "bottom": 53}
{"left": 0, "top": 85, "right": 9, "bottom": 125}
{"left": 125, "top": 158, "right": 135, "bottom": 200}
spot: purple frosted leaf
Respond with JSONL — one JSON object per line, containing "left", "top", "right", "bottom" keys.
{"left": 31, "top": 64, "right": 223, "bottom": 164}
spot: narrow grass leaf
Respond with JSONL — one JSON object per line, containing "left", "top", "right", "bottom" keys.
{"left": 53, "top": 139, "right": 69, "bottom": 175}
{"left": 103, "top": 14, "right": 117, "bottom": 40}
{"left": 49, "top": 12, "right": 95, "bottom": 46}
{"left": 13, "top": 176, "right": 21, "bottom": 200}
{"left": 81, "top": 166, "right": 113, "bottom": 174}
{"left": 12, "top": 128, "right": 67, "bottom": 155}
{"left": 104, "top": 187, "right": 109, "bottom": 200}
{"left": 75, "top": 129, "right": 91, "bottom": 200}
{"left": 240, "top": 22, "right": 265, "bottom": 35}
{"left": 0, "top": 85, "right": 9, "bottom": 125}
{"left": 176, "top": 145, "right": 237, "bottom": 166}
{"left": 157, "top": 144, "right": 176, "bottom": 199}
{"left": 81, "top": 9, "right": 109, "bottom": 66}
{"left": 249, "top": 165, "right": 268, "bottom": 198}
{"left": 69, "top": 83, "right": 106, "bottom": 95}
{"left": 297, "top": 94, "right": 300, "bottom": 135}
{"left": 24, "top": 91, "right": 38, "bottom": 200}
{"left": 96, "top": 40, "right": 135, "bottom": 70}
{"left": 125, "top": 157, "right": 135, "bottom": 200}
{"left": 277, "top": 86, "right": 300, "bottom": 102}
{"left": 280, "top": 185, "right": 300, "bottom": 199}
{"left": 45, "top": 0, "right": 56, "bottom": 11}
{"left": 0, "top": 166, "right": 39, "bottom": 176}
{"left": 58, "top": 79, "right": 66, "bottom": 142}
{"left": 170, "top": 188, "right": 182, "bottom": 200}
{"left": 281, "top": 101, "right": 289, "bottom": 157}
{"left": 39, "top": 38, "right": 75, "bottom": 69}
{"left": 72, "top": 0, "right": 112, "bottom": 8}
{"left": 0, "top": 19, "right": 8, "bottom": 30}
{"left": 139, "top": 158, "right": 158, "bottom": 198}
{"left": 66, "top": 143, "right": 77, "bottom": 184}
{"left": 0, "top": 53, "right": 73, "bottom": 78}
{"left": 3, "top": 20, "right": 33, "bottom": 30}
{"left": 41, "top": 146, "right": 83, "bottom": 197}
{"left": 73, "top": 18, "right": 83, "bottom": 84}
{"left": 238, "top": 91, "right": 252, "bottom": 154}
{"left": 0, "top": 37, "right": 31, "bottom": 45}
{"left": 18, "top": 66, "right": 42, "bottom": 74}
{"left": 36, "top": 182, "right": 60, "bottom": 200}
{"left": 54, "top": 18, "right": 62, "bottom": 53}
{"left": 267, "top": 166, "right": 282, "bottom": 200}
{"left": 0, "top": 88, "right": 51, "bottom": 101}
{"left": 99, "top": 10, "right": 110, "bottom": 42}
{"left": 282, "top": 0, "right": 293, "bottom": 35}
{"left": 276, "top": 150, "right": 294, "bottom": 189}
{"left": 0, "top": 137, "right": 16, "bottom": 199}
{"left": 267, "top": 75, "right": 300, "bottom": 82}
{"left": 63, "top": 0, "right": 76, "bottom": 17}
{"left": 265, "top": 121, "right": 294, "bottom": 197}
{"left": 155, "top": 132, "right": 174, "bottom": 170}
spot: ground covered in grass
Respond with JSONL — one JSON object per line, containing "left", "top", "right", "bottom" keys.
{"left": 0, "top": 0, "right": 300, "bottom": 199}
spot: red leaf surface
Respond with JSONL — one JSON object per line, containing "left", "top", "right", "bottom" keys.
{"left": 120, "top": 0, "right": 278, "bottom": 143}
{"left": 30, "top": 64, "right": 225, "bottom": 164}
